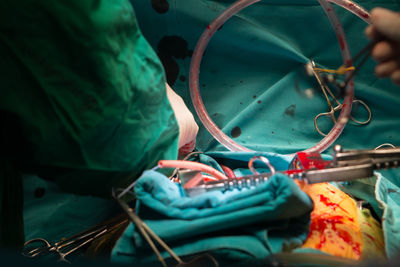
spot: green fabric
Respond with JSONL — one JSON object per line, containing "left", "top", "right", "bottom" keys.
{"left": 375, "top": 170, "right": 400, "bottom": 259}
{"left": 114, "top": 225, "right": 275, "bottom": 265}
{"left": 127, "top": 0, "right": 400, "bottom": 259}
{"left": 132, "top": 0, "right": 400, "bottom": 153}
{"left": 0, "top": 0, "right": 179, "bottom": 246}
{"left": 0, "top": 0, "right": 179, "bottom": 185}
{"left": 111, "top": 165, "right": 313, "bottom": 264}
{"left": 23, "top": 175, "right": 119, "bottom": 245}
{"left": 0, "top": 0, "right": 399, "bottom": 261}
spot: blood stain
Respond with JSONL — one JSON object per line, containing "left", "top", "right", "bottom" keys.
{"left": 284, "top": 104, "right": 296, "bottom": 117}
{"left": 158, "top": 35, "right": 190, "bottom": 59}
{"left": 319, "top": 194, "right": 347, "bottom": 212}
{"left": 231, "top": 126, "right": 242, "bottom": 138}
{"left": 158, "top": 53, "right": 179, "bottom": 86}
{"left": 361, "top": 13, "right": 369, "bottom": 19}
{"left": 157, "top": 36, "right": 190, "bottom": 85}
{"left": 365, "top": 233, "right": 375, "bottom": 241}
{"left": 338, "top": 35, "right": 345, "bottom": 50}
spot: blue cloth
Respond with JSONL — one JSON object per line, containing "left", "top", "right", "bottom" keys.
{"left": 111, "top": 161, "right": 313, "bottom": 264}
{"left": 375, "top": 170, "right": 400, "bottom": 259}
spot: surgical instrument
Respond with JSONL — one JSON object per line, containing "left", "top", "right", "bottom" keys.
{"left": 308, "top": 60, "right": 372, "bottom": 136}
{"left": 190, "top": 0, "right": 368, "bottom": 154}
{"left": 22, "top": 214, "right": 128, "bottom": 262}
{"left": 339, "top": 40, "right": 377, "bottom": 90}
{"left": 113, "top": 188, "right": 181, "bottom": 267}
{"left": 112, "top": 188, "right": 218, "bottom": 267}
{"left": 183, "top": 144, "right": 400, "bottom": 196}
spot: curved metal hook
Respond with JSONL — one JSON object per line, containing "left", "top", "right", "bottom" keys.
{"left": 350, "top": 99, "right": 372, "bottom": 125}
{"left": 314, "top": 105, "right": 341, "bottom": 137}
{"left": 248, "top": 156, "right": 276, "bottom": 175}
{"left": 375, "top": 143, "right": 395, "bottom": 150}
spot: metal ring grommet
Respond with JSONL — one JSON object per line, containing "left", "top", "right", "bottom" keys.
{"left": 248, "top": 156, "right": 276, "bottom": 175}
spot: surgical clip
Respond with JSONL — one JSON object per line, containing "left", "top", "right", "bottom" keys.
{"left": 308, "top": 59, "right": 371, "bottom": 136}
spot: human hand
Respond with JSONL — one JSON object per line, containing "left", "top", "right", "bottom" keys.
{"left": 166, "top": 83, "right": 199, "bottom": 154}
{"left": 365, "top": 8, "right": 400, "bottom": 84}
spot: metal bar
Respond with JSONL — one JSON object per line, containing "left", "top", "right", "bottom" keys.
{"left": 304, "top": 164, "right": 374, "bottom": 184}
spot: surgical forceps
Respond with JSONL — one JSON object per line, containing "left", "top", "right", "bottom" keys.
{"left": 340, "top": 40, "right": 376, "bottom": 90}
{"left": 22, "top": 214, "right": 128, "bottom": 262}
{"left": 309, "top": 60, "right": 371, "bottom": 136}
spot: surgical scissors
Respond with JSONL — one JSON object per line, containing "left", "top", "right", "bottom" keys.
{"left": 340, "top": 40, "right": 376, "bottom": 90}
{"left": 309, "top": 60, "right": 371, "bottom": 136}
{"left": 22, "top": 214, "right": 128, "bottom": 262}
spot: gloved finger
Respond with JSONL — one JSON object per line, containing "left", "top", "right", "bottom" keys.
{"left": 375, "top": 60, "right": 399, "bottom": 77}
{"left": 372, "top": 41, "right": 400, "bottom": 62}
{"left": 391, "top": 69, "right": 400, "bottom": 84}
{"left": 365, "top": 25, "right": 378, "bottom": 40}
{"left": 370, "top": 8, "right": 400, "bottom": 43}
